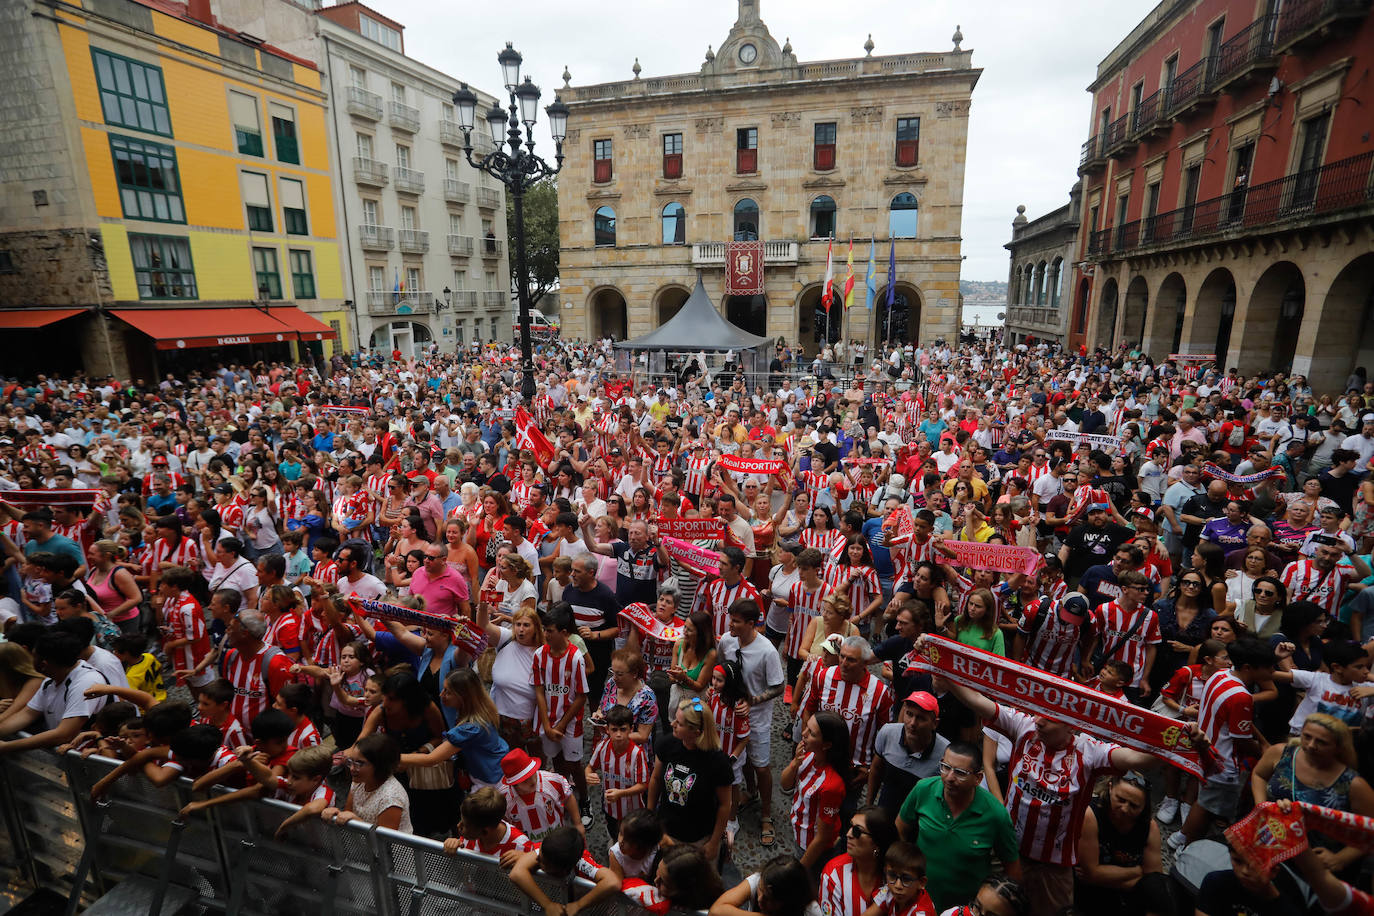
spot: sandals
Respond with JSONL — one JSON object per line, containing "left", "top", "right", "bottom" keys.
{"left": 759, "top": 817, "right": 776, "bottom": 847}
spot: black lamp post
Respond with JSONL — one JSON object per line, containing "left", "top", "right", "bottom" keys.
{"left": 453, "top": 43, "right": 568, "bottom": 401}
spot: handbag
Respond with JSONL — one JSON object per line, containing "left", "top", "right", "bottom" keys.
{"left": 407, "top": 743, "right": 454, "bottom": 791}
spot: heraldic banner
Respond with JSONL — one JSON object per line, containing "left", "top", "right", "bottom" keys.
{"left": 726, "top": 241, "right": 765, "bottom": 296}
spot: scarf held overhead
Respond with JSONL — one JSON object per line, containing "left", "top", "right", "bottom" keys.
{"left": 906, "top": 636, "right": 1215, "bottom": 778}
{"left": 661, "top": 536, "right": 721, "bottom": 578}
{"left": 347, "top": 596, "right": 488, "bottom": 657}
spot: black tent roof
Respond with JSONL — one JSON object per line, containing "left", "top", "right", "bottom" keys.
{"left": 614, "top": 277, "right": 771, "bottom": 351}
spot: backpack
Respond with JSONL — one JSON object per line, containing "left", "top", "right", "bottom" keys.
{"left": 1228, "top": 422, "right": 1246, "bottom": 447}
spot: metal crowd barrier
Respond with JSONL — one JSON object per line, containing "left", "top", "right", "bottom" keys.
{"left": 0, "top": 747, "right": 684, "bottom": 916}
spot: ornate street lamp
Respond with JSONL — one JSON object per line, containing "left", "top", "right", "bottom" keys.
{"left": 453, "top": 43, "right": 568, "bottom": 400}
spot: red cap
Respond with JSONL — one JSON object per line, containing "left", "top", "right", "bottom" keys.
{"left": 500, "top": 748, "right": 540, "bottom": 786}
{"left": 903, "top": 691, "right": 940, "bottom": 713}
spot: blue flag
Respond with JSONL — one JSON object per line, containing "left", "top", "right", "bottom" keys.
{"left": 864, "top": 240, "right": 877, "bottom": 310}
{"left": 887, "top": 239, "right": 896, "bottom": 308}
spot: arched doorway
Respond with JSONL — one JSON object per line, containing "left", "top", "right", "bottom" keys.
{"left": 1308, "top": 254, "right": 1374, "bottom": 395}
{"left": 589, "top": 287, "right": 627, "bottom": 340}
{"left": 368, "top": 321, "right": 432, "bottom": 359}
{"left": 725, "top": 294, "right": 767, "bottom": 338}
{"left": 654, "top": 285, "right": 690, "bottom": 327}
{"left": 1190, "top": 268, "right": 1236, "bottom": 367}
{"left": 874, "top": 284, "right": 922, "bottom": 348}
{"left": 1121, "top": 276, "right": 1149, "bottom": 352}
{"left": 1094, "top": 278, "right": 1119, "bottom": 351}
{"left": 1073, "top": 279, "right": 1091, "bottom": 336}
{"left": 1149, "top": 272, "right": 1187, "bottom": 359}
{"left": 796, "top": 284, "right": 840, "bottom": 354}
{"left": 1244, "top": 262, "right": 1305, "bottom": 374}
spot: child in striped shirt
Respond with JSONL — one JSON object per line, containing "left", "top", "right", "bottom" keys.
{"left": 585, "top": 704, "right": 649, "bottom": 842}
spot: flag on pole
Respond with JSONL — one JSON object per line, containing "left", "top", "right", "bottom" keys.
{"left": 514, "top": 406, "right": 555, "bottom": 468}
{"left": 393, "top": 268, "right": 400, "bottom": 305}
{"left": 842, "top": 239, "right": 856, "bottom": 310}
{"left": 864, "top": 240, "right": 877, "bottom": 310}
{"left": 886, "top": 239, "right": 896, "bottom": 308}
{"left": 822, "top": 238, "right": 835, "bottom": 312}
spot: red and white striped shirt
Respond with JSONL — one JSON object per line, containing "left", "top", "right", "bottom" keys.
{"left": 264, "top": 611, "right": 303, "bottom": 657}
{"left": 311, "top": 622, "right": 363, "bottom": 669}
{"left": 1280, "top": 558, "right": 1352, "bottom": 614}
{"left": 692, "top": 576, "right": 762, "bottom": 640}
{"left": 682, "top": 457, "right": 712, "bottom": 497}
{"left": 454, "top": 821, "right": 531, "bottom": 858}
{"left": 587, "top": 737, "right": 649, "bottom": 820}
{"left": 1024, "top": 461, "right": 1053, "bottom": 484}
{"left": 1198, "top": 669, "right": 1255, "bottom": 770}
{"left": 797, "top": 470, "right": 831, "bottom": 505}
{"left": 311, "top": 560, "right": 339, "bottom": 586}
{"left": 220, "top": 645, "right": 293, "bottom": 727}
{"left": 365, "top": 473, "right": 390, "bottom": 503}
{"left": 194, "top": 713, "right": 248, "bottom": 751}
{"left": 801, "top": 528, "right": 844, "bottom": 560}
{"left": 805, "top": 668, "right": 893, "bottom": 767}
{"left": 509, "top": 480, "right": 537, "bottom": 512}
{"left": 287, "top": 718, "right": 322, "bottom": 749}
{"left": 819, "top": 854, "right": 882, "bottom": 916}
{"left": 219, "top": 502, "right": 245, "bottom": 536}
{"left": 789, "top": 751, "right": 845, "bottom": 854}
{"left": 996, "top": 705, "right": 1116, "bottom": 866}
{"left": 892, "top": 536, "right": 936, "bottom": 590}
{"left": 706, "top": 686, "right": 751, "bottom": 760}
{"left": 145, "top": 536, "right": 200, "bottom": 576}
{"left": 1089, "top": 602, "right": 1161, "bottom": 688}
{"left": 1016, "top": 598, "right": 1083, "bottom": 678}
{"left": 1161, "top": 663, "right": 1209, "bottom": 712}
{"left": 161, "top": 591, "right": 209, "bottom": 675}
{"left": 824, "top": 564, "right": 880, "bottom": 618}
{"left": 499, "top": 771, "right": 571, "bottom": 842}
{"left": 783, "top": 579, "right": 834, "bottom": 659}
{"left": 530, "top": 644, "right": 588, "bottom": 738}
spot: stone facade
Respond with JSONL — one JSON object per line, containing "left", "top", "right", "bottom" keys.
{"left": 1069, "top": 0, "right": 1374, "bottom": 394}
{"left": 1002, "top": 184, "right": 1081, "bottom": 346}
{"left": 555, "top": 1, "right": 978, "bottom": 353}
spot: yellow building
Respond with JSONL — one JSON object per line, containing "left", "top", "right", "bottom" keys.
{"left": 0, "top": 0, "right": 348, "bottom": 378}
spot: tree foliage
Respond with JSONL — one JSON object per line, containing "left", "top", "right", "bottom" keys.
{"left": 507, "top": 178, "right": 559, "bottom": 305}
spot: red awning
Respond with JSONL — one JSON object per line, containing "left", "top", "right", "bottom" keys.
{"left": 111, "top": 307, "right": 296, "bottom": 350}
{"left": 0, "top": 309, "right": 86, "bottom": 329}
{"left": 268, "top": 307, "right": 338, "bottom": 341}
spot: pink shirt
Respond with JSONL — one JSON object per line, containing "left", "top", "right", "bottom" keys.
{"left": 409, "top": 565, "right": 469, "bottom": 618}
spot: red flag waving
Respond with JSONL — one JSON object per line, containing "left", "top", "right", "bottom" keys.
{"left": 514, "top": 406, "right": 555, "bottom": 468}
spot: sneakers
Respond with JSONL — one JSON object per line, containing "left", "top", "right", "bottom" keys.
{"left": 1179, "top": 802, "right": 1192, "bottom": 825}
{"left": 1156, "top": 796, "right": 1180, "bottom": 824}
{"left": 1166, "top": 830, "right": 1188, "bottom": 852}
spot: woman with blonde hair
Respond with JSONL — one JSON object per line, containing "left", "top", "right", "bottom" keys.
{"left": 85, "top": 539, "right": 143, "bottom": 635}
{"left": 0, "top": 643, "right": 43, "bottom": 731}
{"left": 442, "top": 517, "right": 480, "bottom": 588}
{"left": 1251, "top": 712, "right": 1373, "bottom": 873}
{"left": 648, "top": 697, "right": 732, "bottom": 862}
{"left": 474, "top": 596, "right": 545, "bottom": 756}
{"left": 797, "top": 592, "right": 859, "bottom": 662}
{"left": 400, "top": 668, "right": 510, "bottom": 790}
{"left": 494, "top": 553, "right": 538, "bottom": 619}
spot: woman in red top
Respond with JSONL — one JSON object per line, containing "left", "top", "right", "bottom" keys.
{"left": 781, "top": 709, "right": 850, "bottom": 869}
{"left": 467, "top": 490, "right": 511, "bottom": 578}
{"left": 819, "top": 805, "right": 899, "bottom": 916}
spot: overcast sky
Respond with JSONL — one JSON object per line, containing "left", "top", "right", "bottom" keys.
{"left": 383, "top": 0, "right": 1159, "bottom": 283}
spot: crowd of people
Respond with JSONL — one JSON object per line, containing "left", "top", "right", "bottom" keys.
{"left": 0, "top": 334, "right": 1372, "bottom": 916}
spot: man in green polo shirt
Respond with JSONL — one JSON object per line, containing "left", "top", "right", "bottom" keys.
{"left": 895, "top": 741, "right": 1022, "bottom": 911}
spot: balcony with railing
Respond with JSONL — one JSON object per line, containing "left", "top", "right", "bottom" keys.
{"left": 476, "top": 187, "right": 502, "bottom": 209}
{"left": 397, "top": 229, "right": 429, "bottom": 253}
{"left": 448, "top": 234, "right": 474, "bottom": 256}
{"left": 444, "top": 179, "right": 471, "bottom": 203}
{"left": 1275, "top": 0, "right": 1371, "bottom": 49}
{"left": 1102, "top": 114, "right": 1134, "bottom": 158}
{"left": 449, "top": 290, "right": 478, "bottom": 309}
{"left": 393, "top": 167, "right": 425, "bottom": 195}
{"left": 1086, "top": 150, "right": 1374, "bottom": 261}
{"left": 691, "top": 239, "right": 800, "bottom": 265}
{"left": 1164, "top": 55, "right": 1217, "bottom": 117}
{"left": 1130, "top": 88, "right": 1167, "bottom": 138}
{"left": 1213, "top": 15, "right": 1278, "bottom": 89}
{"left": 388, "top": 100, "right": 420, "bottom": 133}
{"left": 358, "top": 224, "right": 394, "bottom": 250}
{"left": 366, "top": 290, "right": 432, "bottom": 315}
{"left": 483, "top": 291, "right": 507, "bottom": 308}
{"left": 481, "top": 238, "right": 504, "bottom": 259}
{"left": 345, "top": 85, "right": 383, "bottom": 120}
{"left": 1007, "top": 306, "right": 1066, "bottom": 334}
{"left": 352, "top": 156, "right": 388, "bottom": 186}
{"left": 439, "top": 120, "right": 466, "bottom": 148}
{"left": 1079, "top": 135, "right": 1106, "bottom": 173}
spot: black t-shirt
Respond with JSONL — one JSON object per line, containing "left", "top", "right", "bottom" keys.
{"left": 653, "top": 735, "right": 732, "bottom": 843}
{"left": 812, "top": 440, "right": 840, "bottom": 471}
{"left": 1063, "top": 523, "right": 1133, "bottom": 579}
{"left": 1181, "top": 494, "right": 1226, "bottom": 548}
{"left": 565, "top": 583, "right": 623, "bottom": 669}
{"left": 1195, "top": 868, "right": 1307, "bottom": 916}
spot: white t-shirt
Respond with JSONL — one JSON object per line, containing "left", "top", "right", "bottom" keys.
{"left": 744, "top": 873, "right": 822, "bottom": 916}
{"left": 717, "top": 633, "right": 785, "bottom": 726}
{"left": 766, "top": 564, "right": 801, "bottom": 634}
{"left": 339, "top": 573, "right": 387, "bottom": 601}
{"left": 490, "top": 627, "right": 536, "bottom": 719}
{"left": 1287, "top": 670, "right": 1370, "bottom": 733}
{"left": 498, "top": 578, "right": 538, "bottom": 616}
{"left": 86, "top": 647, "right": 127, "bottom": 690}
{"left": 205, "top": 558, "right": 258, "bottom": 595}
{"left": 28, "top": 661, "right": 110, "bottom": 730}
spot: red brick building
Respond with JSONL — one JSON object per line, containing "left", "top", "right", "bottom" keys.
{"left": 1069, "top": 0, "right": 1373, "bottom": 394}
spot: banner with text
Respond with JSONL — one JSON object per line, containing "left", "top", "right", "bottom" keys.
{"left": 906, "top": 636, "right": 1215, "bottom": 778}
{"left": 662, "top": 536, "right": 721, "bottom": 578}
{"left": 939, "top": 540, "right": 1042, "bottom": 576}
{"left": 2, "top": 489, "right": 102, "bottom": 511}
{"left": 1224, "top": 802, "right": 1374, "bottom": 879}
{"left": 347, "top": 597, "right": 488, "bottom": 658}
{"left": 717, "top": 454, "right": 788, "bottom": 476}
{"left": 1046, "top": 429, "right": 1123, "bottom": 452}
{"left": 1201, "top": 462, "right": 1285, "bottom": 485}
{"left": 618, "top": 602, "right": 684, "bottom": 642}
{"left": 653, "top": 518, "right": 725, "bottom": 540}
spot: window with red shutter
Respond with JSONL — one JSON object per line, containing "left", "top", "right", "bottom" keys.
{"left": 895, "top": 117, "right": 920, "bottom": 167}
{"left": 813, "top": 122, "right": 836, "bottom": 171}
{"left": 736, "top": 127, "right": 757, "bottom": 175}
{"left": 663, "top": 132, "right": 683, "bottom": 179}
{"left": 593, "top": 138, "right": 613, "bottom": 183}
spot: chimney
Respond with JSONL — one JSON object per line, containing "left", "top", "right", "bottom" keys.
{"left": 187, "top": 0, "right": 215, "bottom": 25}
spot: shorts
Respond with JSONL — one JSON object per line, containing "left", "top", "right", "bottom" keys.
{"left": 745, "top": 707, "right": 772, "bottom": 767}
{"left": 1197, "top": 771, "right": 1244, "bottom": 818}
{"left": 541, "top": 729, "right": 583, "bottom": 762}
